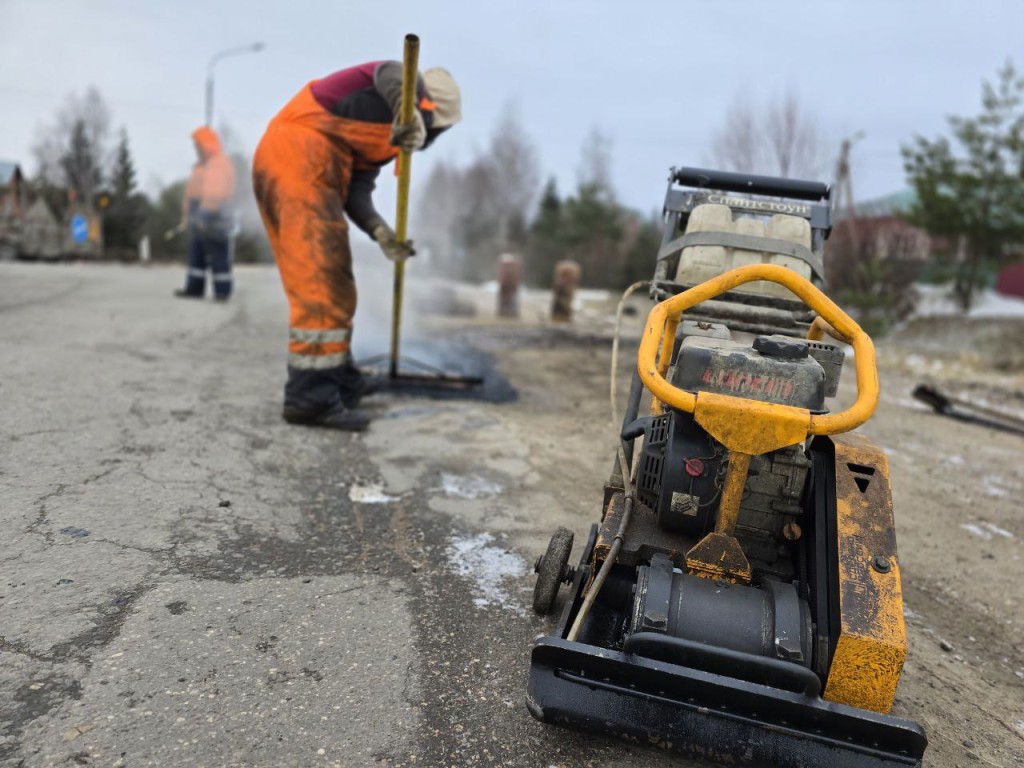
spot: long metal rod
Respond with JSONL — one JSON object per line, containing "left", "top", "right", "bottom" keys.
{"left": 389, "top": 33, "right": 419, "bottom": 378}
{"left": 567, "top": 448, "right": 634, "bottom": 642}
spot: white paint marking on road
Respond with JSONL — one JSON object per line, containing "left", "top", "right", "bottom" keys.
{"left": 446, "top": 533, "right": 528, "bottom": 614}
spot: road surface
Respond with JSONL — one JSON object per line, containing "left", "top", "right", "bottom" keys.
{"left": 1, "top": 260, "right": 1021, "bottom": 767}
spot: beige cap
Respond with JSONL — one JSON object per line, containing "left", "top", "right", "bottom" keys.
{"left": 423, "top": 67, "right": 462, "bottom": 129}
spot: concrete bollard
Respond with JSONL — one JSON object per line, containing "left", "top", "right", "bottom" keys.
{"left": 497, "top": 253, "right": 521, "bottom": 318}
{"left": 550, "top": 260, "right": 581, "bottom": 323}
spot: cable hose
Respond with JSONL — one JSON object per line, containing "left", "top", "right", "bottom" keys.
{"left": 610, "top": 281, "right": 651, "bottom": 427}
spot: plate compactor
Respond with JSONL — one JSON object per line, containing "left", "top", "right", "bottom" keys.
{"left": 527, "top": 169, "right": 927, "bottom": 767}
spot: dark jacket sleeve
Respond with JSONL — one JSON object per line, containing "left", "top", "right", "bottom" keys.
{"left": 345, "top": 169, "right": 386, "bottom": 236}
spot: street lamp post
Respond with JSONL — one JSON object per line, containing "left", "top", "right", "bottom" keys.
{"left": 205, "top": 42, "right": 265, "bottom": 127}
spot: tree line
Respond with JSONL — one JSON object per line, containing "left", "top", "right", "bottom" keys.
{"left": 414, "top": 109, "right": 662, "bottom": 290}
{"left": 23, "top": 65, "right": 1024, "bottom": 319}
{"left": 26, "top": 87, "right": 268, "bottom": 263}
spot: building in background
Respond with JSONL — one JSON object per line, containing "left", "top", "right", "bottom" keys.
{"left": 0, "top": 160, "right": 26, "bottom": 259}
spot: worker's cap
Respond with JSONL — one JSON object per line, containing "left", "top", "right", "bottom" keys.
{"left": 423, "top": 68, "right": 461, "bottom": 129}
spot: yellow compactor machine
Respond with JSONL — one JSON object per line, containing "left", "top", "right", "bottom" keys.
{"left": 527, "top": 168, "right": 927, "bottom": 767}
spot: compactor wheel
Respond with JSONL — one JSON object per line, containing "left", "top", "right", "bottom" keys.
{"left": 533, "top": 527, "right": 574, "bottom": 615}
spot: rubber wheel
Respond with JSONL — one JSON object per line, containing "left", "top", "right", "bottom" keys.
{"left": 533, "top": 527, "right": 574, "bottom": 615}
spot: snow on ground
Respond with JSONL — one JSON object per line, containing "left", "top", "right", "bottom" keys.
{"left": 446, "top": 533, "right": 529, "bottom": 613}
{"left": 348, "top": 482, "right": 399, "bottom": 504}
{"left": 914, "top": 284, "right": 1024, "bottom": 318}
{"left": 437, "top": 473, "right": 503, "bottom": 500}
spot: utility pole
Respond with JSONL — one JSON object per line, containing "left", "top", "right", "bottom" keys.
{"left": 205, "top": 42, "right": 265, "bottom": 127}
{"left": 833, "top": 130, "right": 864, "bottom": 234}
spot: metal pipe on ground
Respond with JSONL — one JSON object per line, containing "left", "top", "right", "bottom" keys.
{"left": 551, "top": 260, "right": 580, "bottom": 322}
{"left": 497, "top": 254, "right": 521, "bottom": 318}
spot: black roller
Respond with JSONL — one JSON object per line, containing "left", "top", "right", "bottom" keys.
{"left": 672, "top": 166, "right": 831, "bottom": 201}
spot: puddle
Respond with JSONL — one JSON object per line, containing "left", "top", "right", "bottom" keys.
{"left": 438, "top": 473, "right": 503, "bottom": 500}
{"left": 446, "top": 533, "right": 528, "bottom": 613}
{"left": 348, "top": 483, "right": 399, "bottom": 504}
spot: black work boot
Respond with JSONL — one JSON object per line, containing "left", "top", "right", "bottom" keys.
{"left": 283, "top": 365, "right": 371, "bottom": 431}
{"left": 339, "top": 371, "right": 385, "bottom": 408}
{"left": 337, "top": 356, "right": 383, "bottom": 408}
{"left": 281, "top": 401, "right": 370, "bottom": 431}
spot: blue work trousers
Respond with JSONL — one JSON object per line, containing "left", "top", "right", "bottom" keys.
{"left": 183, "top": 232, "right": 233, "bottom": 299}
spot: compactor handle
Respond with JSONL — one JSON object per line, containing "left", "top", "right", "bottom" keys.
{"left": 637, "top": 264, "right": 878, "bottom": 436}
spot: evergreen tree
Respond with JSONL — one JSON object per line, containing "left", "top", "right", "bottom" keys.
{"left": 525, "top": 178, "right": 564, "bottom": 284}
{"left": 61, "top": 119, "right": 103, "bottom": 207}
{"left": 103, "top": 129, "right": 148, "bottom": 250}
{"left": 111, "top": 129, "right": 137, "bottom": 203}
{"left": 902, "top": 60, "right": 1024, "bottom": 310}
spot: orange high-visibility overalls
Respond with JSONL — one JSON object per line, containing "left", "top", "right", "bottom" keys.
{"left": 252, "top": 83, "right": 399, "bottom": 373}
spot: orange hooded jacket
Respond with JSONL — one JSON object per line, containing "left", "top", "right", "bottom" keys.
{"left": 184, "top": 127, "right": 235, "bottom": 218}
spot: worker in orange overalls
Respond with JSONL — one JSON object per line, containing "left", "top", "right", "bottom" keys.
{"left": 175, "top": 127, "right": 237, "bottom": 301}
{"left": 252, "top": 61, "right": 461, "bottom": 430}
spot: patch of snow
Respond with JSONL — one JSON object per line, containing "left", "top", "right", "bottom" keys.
{"left": 446, "top": 533, "right": 528, "bottom": 613}
{"left": 960, "top": 523, "right": 992, "bottom": 541}
{"left": 905, "top": 354, "right": 926, "bottom": 369}
{"left": 970, "top": 292, "right": 1024, "bottom": 318}
{"left": 913, "top": 285, "right": 1024, "bottom": 318}
{"left": 438, "top": 473, "right": 503, "bottom": 500}
{"left": 982, "top": 477, "right": 1009, "bottom": 498}
{"left": 348, "top": 483, "right": 398, "bottom": 504}
{"left": 982, "top": 522, "right": 1014, "bottom": 539}
{"left": 959, "top": 521, "right": 1012, "bottom": 540}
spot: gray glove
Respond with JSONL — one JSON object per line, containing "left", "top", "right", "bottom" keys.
{"left": 372, "top": 223, "right": 415, "bottom": 262}
{"left": 390, "top": 110, "right": 426, "bottom": 153}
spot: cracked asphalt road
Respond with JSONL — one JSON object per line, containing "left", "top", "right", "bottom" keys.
{"left": 2, "top": 260, "right": 1022, "bottom": 768}
{"left": 0, "top": 261, "right": 690, "bottom": 768}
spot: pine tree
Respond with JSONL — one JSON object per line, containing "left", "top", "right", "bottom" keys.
{"left": 111, "top": 129, "right": 138, "bottom": 204}
{"left": 902, "top": 60, "right": 1024, "bottom": 310}
{"left": 60, "top": 119, "right": 103, "bottom": 206}
{"left": 103, "top": 129, "right": 148, "bottom": 250}
{"left": 525, "top": 178, "right": 564, "bottom": 285}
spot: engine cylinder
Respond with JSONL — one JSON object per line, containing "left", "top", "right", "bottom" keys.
{"left": 630, "top": 553, "right": 813, "bottom": 666}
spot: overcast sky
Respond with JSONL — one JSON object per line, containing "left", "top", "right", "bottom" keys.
{"left": 2, "top": 0, "right": 1022, "bottom": 225}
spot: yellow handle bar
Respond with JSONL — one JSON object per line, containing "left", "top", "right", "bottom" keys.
{"left": 637, "top": 264, "right": 879, "bottom": 436}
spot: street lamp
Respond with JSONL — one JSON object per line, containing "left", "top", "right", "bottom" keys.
{"left": 205, "top": 42, "right": 265, "bottom": 126}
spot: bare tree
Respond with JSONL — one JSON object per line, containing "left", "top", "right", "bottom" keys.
{"left": 577, "top": 126, "right": 615, "bottom": 200}
{"left": 489, "top": 103, "right": 540, "bottom": 246}
{"left": 31, "top": 87, "right": 113, "bottom": 207}
{"left": 414, "top": 101, "right": 540, "bottom": 280}
{"left": 708, "top": 90, "right": 828, "bottom": 180}
{"left": 708, "top": 98, "right": 761, "bottom": 176}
